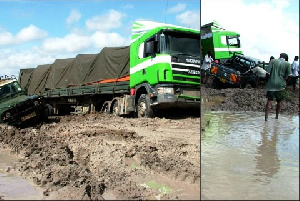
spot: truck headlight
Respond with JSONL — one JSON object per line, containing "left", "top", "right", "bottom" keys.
{"left": 2, "top": 111, "right": 11, "bottom": 120}
{"left": 157, "top": 87, "right": 174, "bottom": 94}
{"left": 33, "top": 100, "right": 40, "bottom": 106}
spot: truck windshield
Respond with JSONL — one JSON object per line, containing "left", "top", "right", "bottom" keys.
{"left": 227, "top": 35, "right": 240, "bottom": 47}
{"left": 0, "top": 82, "right": 23, "bottom": 99}
{"left": 162, "top": 31, "right": 200, "bottom": 57}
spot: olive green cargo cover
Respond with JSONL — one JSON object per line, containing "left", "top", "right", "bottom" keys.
{"left": 19, "top": 46, "right": 130, "bottom": 95}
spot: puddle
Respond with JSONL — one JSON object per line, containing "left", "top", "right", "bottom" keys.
{"left": 201, "top": 111, "right": 299, "bottom": 200}
{"left": 0, "top": 149, "right": 44, "bottom": 200}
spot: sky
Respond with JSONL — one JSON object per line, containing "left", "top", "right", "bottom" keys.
{"left": 1, "top": 0, "right": 299, "bottom": 78}
{"left": 201, "top": 0, "right": 299, "bottom": 63}
{"left": 0, "top": 0, "right": 200, "bottom": 77}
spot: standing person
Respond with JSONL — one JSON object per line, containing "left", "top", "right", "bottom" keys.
{"left": 264, "top": 53, "right": 292, "bottom": 121}
{"left": 290, "top": 56, "right": 299, "bottom": 92}
{"left": 201, "top": 51, "right": 214, "bottom": 84}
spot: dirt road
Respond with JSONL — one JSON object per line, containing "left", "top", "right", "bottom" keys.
{"left": 0, "top": 113, "right": 200, "bottom": 200}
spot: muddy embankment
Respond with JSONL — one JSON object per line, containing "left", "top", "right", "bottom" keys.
{"left": 201, "top": 81, "right": 299, "bottom": 115}
{"left": 0, "top": 113, "right": 200, "bottom": 200}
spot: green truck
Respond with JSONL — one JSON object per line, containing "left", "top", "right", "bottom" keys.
{"left": 19, "top": 21, "right": 200, "bottom": 118}
{"left": 0, "top": 76, "right": 49, "bottom": 127}
{"left": 201, "top": 21, "right": 242, "bottom": 63}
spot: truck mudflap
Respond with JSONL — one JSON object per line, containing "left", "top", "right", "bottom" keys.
{"left": 151, "top": 93, "right": 200, "bottom": 109}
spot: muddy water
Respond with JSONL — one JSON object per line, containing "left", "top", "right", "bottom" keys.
{"left": 201, "top": 111, "right": 299, "bottom": 200}
{"left": 0, "top": 149, "right": 44, "bottom": 200}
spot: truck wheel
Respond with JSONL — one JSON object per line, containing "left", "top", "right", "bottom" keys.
{"left": 112, "top": 100, "right": 119, "bottom": 116}
{"left": 42, "top": 104, "right": 50, "bottom": 121}
{"left": 240, "top": 83, "right": 246, "bottom": 88}
{"left": 137, "top": 94, "right": 154, "bottom": 118}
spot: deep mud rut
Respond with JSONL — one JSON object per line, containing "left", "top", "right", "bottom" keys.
{"left": 0, "top": 113, "right": 200, "bottom": 200}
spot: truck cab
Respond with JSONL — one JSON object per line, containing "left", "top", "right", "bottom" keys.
{"left": 201, "top": 21, "right": 242, "bottom": 63}
{"left": 129, "top": 21, "right": 200, "bottom": 117}
{"left": 0, "top": 76, "right": 49, "bottom": 127}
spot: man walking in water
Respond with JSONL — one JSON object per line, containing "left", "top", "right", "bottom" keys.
{"left": 265, "top": 53, "right": 292, "bottom": 121}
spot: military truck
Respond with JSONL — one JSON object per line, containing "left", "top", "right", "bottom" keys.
{"left": 19, "top": 21, "right": 200, "bottom": 118}
{"left": 209, "top": 53, "right": 264, "bottom": 88}
{"left": 0, "top": 76, "right": 49, "bottom": 127}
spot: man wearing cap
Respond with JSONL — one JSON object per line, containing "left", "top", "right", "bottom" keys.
{"left": 264, "top": 53, "right": 292, "bottom": 121}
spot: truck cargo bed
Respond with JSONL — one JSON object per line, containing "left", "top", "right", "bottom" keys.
{"left": 42, "top": 81, "right": 130, "bottom": 97}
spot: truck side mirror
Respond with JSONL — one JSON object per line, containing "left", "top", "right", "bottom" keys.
{"left": 145, "top": 41, "right": 157, "bottom": 56}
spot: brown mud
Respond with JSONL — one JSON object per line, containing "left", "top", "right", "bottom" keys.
{"left": 1, "top": 79, "right": 298, "bottom": 200}
{"left": 0, "top": 113, "right": 200, "bottom": 200}
{"left": 201, "top": 80, "right": 299, "bottom": 114}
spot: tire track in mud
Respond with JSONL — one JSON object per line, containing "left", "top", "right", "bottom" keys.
{"left": 0, "top": 113, "right": 200, "bottom": 200}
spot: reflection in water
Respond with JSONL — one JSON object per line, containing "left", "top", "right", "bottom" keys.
{"left": 201, "top": 111, "right": 299, "bottom": 200}
{"left": 254, "top": 123, "right": 280, "bottom": 182}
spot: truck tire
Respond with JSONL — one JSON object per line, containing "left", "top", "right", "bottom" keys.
{"left": 112, "top": 100, "right": 119, "bottom": 116}
{"left": 137, "top": 94, "right": 154, "bottom": 118}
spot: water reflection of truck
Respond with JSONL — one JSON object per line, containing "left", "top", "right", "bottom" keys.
{"left": 0, "top": 76, "right": 49, "bottom": 127}
{"left": 19, "top": 21, "right": 200, "bottom": 118}
{"left": 201, "top": 21, "right": 242, "bottom": 63}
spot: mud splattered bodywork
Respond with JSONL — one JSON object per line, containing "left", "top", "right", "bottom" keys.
{"left": 0, "top": 77, "right": 49, "bottom": 127}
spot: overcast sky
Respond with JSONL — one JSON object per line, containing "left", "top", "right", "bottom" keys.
{"left": 201, "top": 0, "right": 299, "bottom": 63}
{"left": 0, "top": 0, "right": 200, "bottom": 77}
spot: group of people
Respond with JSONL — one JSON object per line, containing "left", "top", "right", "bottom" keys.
{"left": 200, "top": 51, "right": 299, "bottom": 122}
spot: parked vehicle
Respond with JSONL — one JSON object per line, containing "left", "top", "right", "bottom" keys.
{"left": 19, "top": 21, "right": 200, "bottom": 118}
{"left": 0, "top": 76, "right": 49, "bottom": 127}
{"left": 209, "top": 53, "right": 264, "bottom": 88}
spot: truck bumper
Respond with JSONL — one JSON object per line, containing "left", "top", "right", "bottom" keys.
{"left": 151, "top": 94, "right": 200, "bottom": 110}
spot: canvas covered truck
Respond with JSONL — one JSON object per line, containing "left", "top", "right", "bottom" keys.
{"left": 0, "top": 75, "right": 49, "bottom": 127}
{"left": 19, "top": 21, "right": 200, "bottom": 118}
{"left": 201, "top": 21, "right": 242, "bottom": 63}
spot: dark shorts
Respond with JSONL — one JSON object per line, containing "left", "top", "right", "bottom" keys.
{"left": 201, "top": 69, "right": 210, "bottom": 77}
{"left": 291, "top": 76, "right": 299, "bottom": 85}
{"left": 266, "top": 90, "right": 285, "bottom": 102}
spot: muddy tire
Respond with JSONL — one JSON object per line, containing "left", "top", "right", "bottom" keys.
{"left": 137, "top": 94, "right": 154, "bottom": 118}
{"left": 42, "top": 104, "right": 51, "bottom": 121}
{"left": 240, "top": 83, "right": 246, "bottom": 88}
{"left": 112, "top": 100, "right": 119, "bottom": 116}
{"left": 102, "top": 102, "right": 110, "bottom": 114}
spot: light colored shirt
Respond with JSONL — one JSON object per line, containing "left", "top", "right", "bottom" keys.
{"left": 265, "top": 58, "right": 292, "bottom": 91}
{"left": 252, "top": 66, "right": 267, "bottom": 78}
{"left": 201, "top": 54, "right": 214, "bottom": 70}
{"left": 291, "top": 60, "right": 299, "bottom": 77}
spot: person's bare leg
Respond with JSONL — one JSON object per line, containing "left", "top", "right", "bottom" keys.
{"left": 275, "top": 101, "right": 281, "bottom": 119}
{"left": 293, "top": 82, "right": 296, "bottom": 92}
{"left": 265, "top": 100, "right": 271, "bottom": 121}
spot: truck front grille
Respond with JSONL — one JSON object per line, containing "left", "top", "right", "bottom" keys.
{"left": 171, "top": 64, "right": 200, "bottom": 76}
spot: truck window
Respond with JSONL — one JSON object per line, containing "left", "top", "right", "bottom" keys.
{"left": 144, "top": 36, "right": 156, "bottom": 58}
{"left": 227, "top": 35, "right": 240, "bottom": 47}
{"left": 163, "top": 31, "right": 200, "bottom": 57}
{"left": 0, "top": 85, "right": 10, "bottom": 98}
